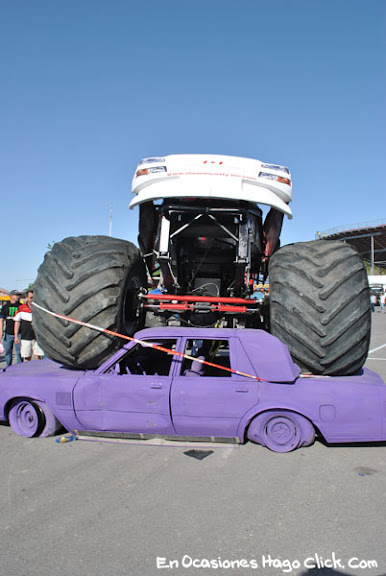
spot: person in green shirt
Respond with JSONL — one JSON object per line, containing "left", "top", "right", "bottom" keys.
{"left": 0, "top": 290, "right": 22, "bottom": 366}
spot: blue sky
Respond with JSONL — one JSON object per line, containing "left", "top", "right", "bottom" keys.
{"left": 1, "top": 0, "right": 385, "bottom": 291}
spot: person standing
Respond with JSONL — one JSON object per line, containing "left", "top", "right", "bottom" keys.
{"left": 0, "top": 290, "right": 22, "bottom": 366}
{"left": 14, "top": 290, "right": 44, "bottom": 361}
{"left": 370, "top": 293, "right": 377, "bottom": 313}
{"left": 380, "top": 293, "right": 385, "bottom": 313}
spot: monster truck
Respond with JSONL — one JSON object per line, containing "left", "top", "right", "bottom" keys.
{"left": 33, "top": 154, "right": 371, "bottom": 375}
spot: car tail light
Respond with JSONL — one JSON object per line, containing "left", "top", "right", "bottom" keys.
{"left": 277, "top": 176, "right": 291, "bottom": 185}
{"left": 259, "top": 172, "right": 291, "bottom": 186}
{"left": 136, "top": 166, "right": 167, "bottom": 177}
{"left": 261, "top": 163, "right": 290, "bottom": 174}
{"left": 139, "top": 157, "right": 165, "bottom": 165}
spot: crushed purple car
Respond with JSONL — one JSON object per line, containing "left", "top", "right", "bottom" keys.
{"left": 1, "top": 327, "right": 385, "bottom": 453}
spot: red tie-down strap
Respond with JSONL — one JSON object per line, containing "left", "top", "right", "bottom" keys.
{"left": 32, "top": 302, "right": 265, "bottom": 381}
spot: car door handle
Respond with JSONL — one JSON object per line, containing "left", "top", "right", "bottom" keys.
{"left": 151, "top": 383, "right": 163, "bottom": 389}
{"left": 236, "top": 388, "right": 249, "bottom": 393}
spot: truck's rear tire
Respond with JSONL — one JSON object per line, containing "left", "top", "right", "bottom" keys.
{"left": 34, "top": 236, "right": 146, "bottom": 369}
{"left": 269, "top": 240, "right": 371, "bottom": 375}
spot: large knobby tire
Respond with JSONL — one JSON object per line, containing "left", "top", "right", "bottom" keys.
{"left": 34, "top": 236, "right": 146, "bottom": 369}
{"left": 269, "top": 240, "right": 371, "bottom": 375}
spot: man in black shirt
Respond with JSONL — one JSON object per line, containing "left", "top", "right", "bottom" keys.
{"left": 0, "top": 290, "right": 22, "bottom": 366}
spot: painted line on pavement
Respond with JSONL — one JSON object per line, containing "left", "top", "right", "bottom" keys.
{"left": 368, "top": 343, "right": 386, "bottom": 354}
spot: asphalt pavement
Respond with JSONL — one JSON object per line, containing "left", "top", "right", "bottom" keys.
{"left": 1, "top": 313, "right": 386, "bottom": 576}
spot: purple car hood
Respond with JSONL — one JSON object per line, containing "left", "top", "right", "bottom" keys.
{"left": 1, "top": 359, "right": 83, "bottom": 379}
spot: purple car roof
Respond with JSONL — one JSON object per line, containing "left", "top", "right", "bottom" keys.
{"left": 1, "top": 328, "right": 299, "bottom": 383}
{"left": 132, "top": 327, "right": 301, "bottom": 383}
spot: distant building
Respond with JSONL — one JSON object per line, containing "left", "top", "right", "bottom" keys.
{"left": 316, "top": 219, "right": 386, "bottom": 275}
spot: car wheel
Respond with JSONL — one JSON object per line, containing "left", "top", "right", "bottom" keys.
{"left": 247, "top": 410, "right": 315, "bottom": 453}
{"left": 8, "top": 399, "right": 45, "bottom": 438}
{"left": 34, "top": 401, "right": 63, "bottom": 437}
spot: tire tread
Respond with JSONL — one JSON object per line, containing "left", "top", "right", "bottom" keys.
{"left": 269, "top": 240, "right": 371, "bottom": 375}
{"left": 34, "top": 235, "right": 146, "bottom": 369}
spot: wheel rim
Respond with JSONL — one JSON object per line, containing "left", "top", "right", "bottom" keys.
{"left": 10, "top": 401, "right": 43, "bottom": 438}
{"left": 262, "top": 415, "right": 300, "bottom": 452}
{"left": 122, "top": 275, "right": 143, "bottom": 334}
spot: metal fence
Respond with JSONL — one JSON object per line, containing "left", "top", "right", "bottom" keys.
{"left": 315, "top": 219, "right": 386, "bottom": 239}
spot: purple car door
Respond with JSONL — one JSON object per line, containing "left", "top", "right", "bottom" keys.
{"left": 170, "top": 337, "right": 259, "bottom": 438}
{"left": 73, "top": 339, "right": 178, "bottom": 434}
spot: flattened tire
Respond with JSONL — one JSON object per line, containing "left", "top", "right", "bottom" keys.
{"left": 247, "top": 410, "right": 315, "bottom": 453}
{"left": 34, "top": 401, "right": 63, "bottom": 437}
{"left": 34, "top": 236, "right": 146, "bottom": 369}
{"left": 269, "top": 240, "right": 371, "bottom": 375}
{"left": 9, "top": 399, "right": 44, "bottom": 438}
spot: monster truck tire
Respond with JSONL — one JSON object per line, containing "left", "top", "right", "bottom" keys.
{"left": 34, "top": 236, "right": 146, "bottom": 369}
{"left": 269, "top": 240, "right": 371, "bottom": 376}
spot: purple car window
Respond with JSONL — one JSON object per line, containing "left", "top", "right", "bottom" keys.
{"left": 109, "top": 339, "right": 177, "bottom": 376}
{"left": 181, "top": 339, "right": 231, "bottom": 377}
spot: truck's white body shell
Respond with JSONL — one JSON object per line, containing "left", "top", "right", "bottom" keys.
{"left": 130, "top": 154, "right": 293, "bottom": 218}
